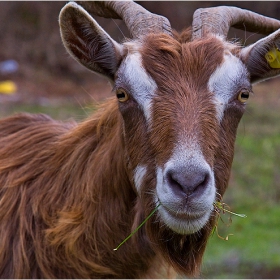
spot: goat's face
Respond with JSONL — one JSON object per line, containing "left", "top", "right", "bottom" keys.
{"left": 114, "top": 35, "right": 250, "bottom": 234}
{"left": 59, "top": 2, "right": 280, "bottom": 236}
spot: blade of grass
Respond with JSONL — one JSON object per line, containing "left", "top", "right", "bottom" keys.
{"left": 213, "top": 202, "right": 247, "bottom": 218}
{"left": 212, "top": 201, "right": 247, "bottom": 241}
{"left": 113, "top": 203, "right": 161, "bottom": 251}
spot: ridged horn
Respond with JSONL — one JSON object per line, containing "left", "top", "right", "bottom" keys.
{"left": 192, "top": 6, "right": 280, "bottom": 40}
{"left": 76, "top": 0, "right": 172, "bottom": 38}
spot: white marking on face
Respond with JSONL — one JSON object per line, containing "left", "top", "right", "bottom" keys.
{"left": 155, "top": 143, "right": 216, "bottom": 235}
{"left": 208, "top": 52, "right": 249, "bottom": 122}
{"left": 117, "top": 50, "right": 157, "bottom": 125}
{"left": 134, "top": 165, "right": 147, "bottom": 193}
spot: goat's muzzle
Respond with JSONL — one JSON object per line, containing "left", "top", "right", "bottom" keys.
{"left": 155, "top": 151, "right": 216, "bottom": 235}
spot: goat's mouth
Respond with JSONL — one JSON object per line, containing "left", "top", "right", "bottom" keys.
{"left": 157, "top": 201, "right": 213, "bottom": 235}
{"left": 155, "top": 159, "right": 216, "bottom": 234}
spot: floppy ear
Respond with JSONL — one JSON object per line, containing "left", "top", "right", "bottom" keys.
{"left": 59, "top": 2, "right": 124, "bottom": 81}
{"left": 240, "top": 29, "right": 280, "bottom": 84}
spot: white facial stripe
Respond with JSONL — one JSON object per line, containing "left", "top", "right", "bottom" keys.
{"left": 134, "top": 165, "right": 147, "bottom": 193}
{"left": 208, "top": 53, "right": 249, "bottom": 122}
{"left": 119, "top": 51, "right": 157, "bottom": 124}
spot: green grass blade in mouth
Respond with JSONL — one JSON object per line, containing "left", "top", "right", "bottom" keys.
{"left": 113, "top": 203, "right": 161, "bottom": 251}
{"left": 213, "top": 201, "right": 247, "bottom": 218}
{"left": 212, "top": 201, "right": 247, "bottom": 241}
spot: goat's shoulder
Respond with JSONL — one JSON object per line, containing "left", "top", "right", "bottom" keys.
{"left": 0, "top": 112, "right": 76, "bottom": 138}
{"left": 0, "top": 112, "right": 77, "bottom": 162}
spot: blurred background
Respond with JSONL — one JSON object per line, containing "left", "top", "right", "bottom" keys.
{"left": 0, "top": 1, "right": 279, "bottom": 278}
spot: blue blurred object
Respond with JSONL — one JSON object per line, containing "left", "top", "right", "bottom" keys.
{"left": 0, "top": 60, "right": 19, "bottom": 75}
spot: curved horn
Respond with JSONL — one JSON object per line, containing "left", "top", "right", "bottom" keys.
{"left": 192, "top": 6, "right": 280, "bottom": 40}
{"left": 76, "top": 1, "right": 172, "bottom": 38}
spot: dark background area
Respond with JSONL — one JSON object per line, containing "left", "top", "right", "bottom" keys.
{"left": 0, "top": 1, "right": 280, "bottom": 104}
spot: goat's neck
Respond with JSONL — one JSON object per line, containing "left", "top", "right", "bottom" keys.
{"left": 48, "top": 98, "right": 156, "bottom": 277}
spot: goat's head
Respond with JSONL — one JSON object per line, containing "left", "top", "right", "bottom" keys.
{"left": 59, "top": 1, "right": 280, "bottom": 273}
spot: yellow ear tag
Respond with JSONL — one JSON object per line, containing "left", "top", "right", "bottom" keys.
{"left": 265, "top": 48, "right": 280, "bottom": 68}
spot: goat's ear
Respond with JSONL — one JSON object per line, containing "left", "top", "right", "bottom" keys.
{"left": 59, "top": 2, "right": 124, "bottom": 81}
{"left": 240, "top": 29, "right": 280, "bottom": 84}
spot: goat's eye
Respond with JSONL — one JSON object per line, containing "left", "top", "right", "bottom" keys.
{"left": 238, "top": 90, "right": 250, "bottom": 103}
{"left": 116, "top": 88, "right": 129, "bottom": 102}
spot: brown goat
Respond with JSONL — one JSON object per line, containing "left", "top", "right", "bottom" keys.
{"left": 1, "top": 1, "right": 280, "bottom": 278}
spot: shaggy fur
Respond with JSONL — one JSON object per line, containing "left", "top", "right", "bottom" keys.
{"left": 0, "top": 31, "right": 244, "bottom": 278}
{"left": 0, "top": 102, "right": 150, "bottom": 278}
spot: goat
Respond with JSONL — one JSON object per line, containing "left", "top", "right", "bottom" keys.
{"left": 0, "top": 1, "right": 280, "bottom": 278}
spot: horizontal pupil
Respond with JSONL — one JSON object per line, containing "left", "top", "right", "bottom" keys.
{"left": 117, "top": 92, "right": 126, "bottom": 99}
{"left": 241, "top": 92, "right": 249, "bottom": 99}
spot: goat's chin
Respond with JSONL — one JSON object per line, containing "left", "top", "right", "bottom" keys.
{"left": 157, "top": 203, "right": 213, "bottom": 235}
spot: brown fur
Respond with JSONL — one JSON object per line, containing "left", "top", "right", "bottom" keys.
{"left": 0, "top": 102, "right": 154, "bottom": 278}
{"left": 135, "top": 33, "right": 244, "bottom": 276}
{"left": 0, "top": 30, "right": 244, "bottom": 278}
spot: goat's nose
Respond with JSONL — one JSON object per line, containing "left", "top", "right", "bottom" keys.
{"left": 165, "top": 167, "right": 210, "bottom": 198}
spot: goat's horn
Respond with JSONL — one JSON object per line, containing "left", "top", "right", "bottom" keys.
{"left": 76, "top": 1, "right": 172, "bottom": 38}
{"left": 192, "top": 6, "right": 280, "bottom": 40}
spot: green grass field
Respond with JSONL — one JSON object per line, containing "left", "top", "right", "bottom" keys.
{"left": 0, "top": 82, "right": 279, "bottom": 278}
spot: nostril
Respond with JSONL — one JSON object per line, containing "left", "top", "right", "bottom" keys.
{"left": 166, "top": 170, "right": 184, "bottom": 195}
{"left": 165, "top": 168, "right": 210, "bottom": 197}
{"left": 194, "top": 172, "right": 210, "bottom": 195}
